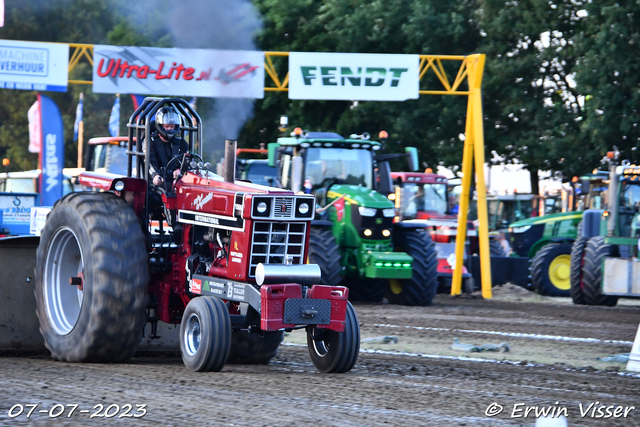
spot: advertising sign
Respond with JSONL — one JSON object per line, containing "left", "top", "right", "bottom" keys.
{"left": 93, "top": 45, "right": 264, "bottom": 98}
{"left": 37, "top": 94, "right": 65, "bottom": 206}
{"left": 0, "top": 193, "right": 37, "bottom": 235}
{"left": 0, "top": 39, "right": 69, "bottom": 92}
{"left": 289, "top": 52, "right": 419, "bottom": 101}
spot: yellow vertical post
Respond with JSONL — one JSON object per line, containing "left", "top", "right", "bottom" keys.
{"left": 451, "top": 54, "right": 491, "bottom": 298}
{"left": 470, "top": 54, "right": 492, "bottom": 298}
{"left": 450, "top": 98, "right": 475, "bottom": 295}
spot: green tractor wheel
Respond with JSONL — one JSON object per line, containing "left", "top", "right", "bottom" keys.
{"left": 308, "top": 227, "right": 342, "bottom": 286}
{"left": 569, "top": 237, "right": 589, "bottom": 305}
{"left": 385, "top": 229, "right": 438, "bottom": 306}
{"left": 530, "top": 243, "right": 573, "bottom": 297}
{"left": 582, "top": 236, "right": 618, "bottom": 307}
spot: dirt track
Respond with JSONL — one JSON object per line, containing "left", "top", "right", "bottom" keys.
{"left": 1, "top": 285, "right": 639, "bottom": 426}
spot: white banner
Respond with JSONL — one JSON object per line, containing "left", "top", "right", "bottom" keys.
{"left": 93, "top": 45, "right": 264, "bottom": 99}
{"left": 0, "top": 39, "right": 69, "bottom": 92}
{"left": 289, "top": 52, "right": 419, "bottom": 101}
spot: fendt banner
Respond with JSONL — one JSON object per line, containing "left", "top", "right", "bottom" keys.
{"left": 0, "top": 39, "right": 69, "bottom": 92}
{"left": 288, "top": 52, "right": 419, "bottom": 101}
{"left": 92, "top": 45, "right": 265, "bottom": 98}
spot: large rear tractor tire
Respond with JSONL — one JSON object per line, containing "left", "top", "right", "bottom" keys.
{"left": 570, "top": 237, "right": 589, "bottom": 305}
{"left": 35, "top": 193, "right": 148, "bottom": 362}
{"left": 386, "top": 229, "right": 438, "bottom": 306}
{"left": 307, "top": 301, "right": 360, "bottom": 373}
{"left": 227, "top": 330, "right": 284, "bottom": 365}
{"left": 180, "top": 296, "right": 232, "bottom": 372}
{"left": 308, "top": 227, "right": 342, "bottom": 285}
{"left": 582, "top": 237, "right": 618, "bottom": 307}
{"left": 530, "top": 243, "right": 573, "bottom": 297}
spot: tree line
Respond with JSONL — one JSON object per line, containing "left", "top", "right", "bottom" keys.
{"left": 0, "top": 0, "right": 638, "bottom": 191}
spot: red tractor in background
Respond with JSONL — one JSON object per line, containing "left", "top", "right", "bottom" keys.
{"left": 389, "top": 171, "right": 480, "bottom": 292}
{"left": 34, "top": 98, "right": 359, "bottom": 373}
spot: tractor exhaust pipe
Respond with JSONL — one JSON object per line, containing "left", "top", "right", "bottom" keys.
{"left": 255, "top": 263, "right": 322, "bottom": 286}
{"left": 223, "top": 139, "right": 237, "bottom": 183}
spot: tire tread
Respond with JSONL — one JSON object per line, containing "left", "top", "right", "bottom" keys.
{"left": 36, "top": 193, "right": 148, "bottom": 363}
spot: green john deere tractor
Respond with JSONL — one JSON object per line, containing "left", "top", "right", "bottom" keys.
{"left": 267, "top": 130, "right": 438, "bottom": 306}
{"left": 507, "top": 171, "right": 609, "bottom": 297}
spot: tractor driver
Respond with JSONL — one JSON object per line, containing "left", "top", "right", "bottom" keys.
{"left": 147, "top": 107, "right": 189, "bottom": 223}
{"left": 410, "top": 186, "right": 427, "bottom": 211}
{"left": 149, "top": 106, "right": 189, "bottom": 188}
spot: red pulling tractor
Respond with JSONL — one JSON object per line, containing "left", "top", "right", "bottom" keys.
{"left": 34, "top": 98, "right": 359, "bottom": 373}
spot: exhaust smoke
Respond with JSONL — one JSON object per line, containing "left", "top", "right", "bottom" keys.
{"left": 165, "top": 0, "right": 263, "bottom": 163}
{"left": 117, "top": 0, "right": 263, "bottom": 163}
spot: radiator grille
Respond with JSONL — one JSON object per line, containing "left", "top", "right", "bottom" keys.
{"left": 273, "top": 197, "right": 294, "bottom": 218}
{"left": 249, "top": 221, "right": 306, "bottom": 277}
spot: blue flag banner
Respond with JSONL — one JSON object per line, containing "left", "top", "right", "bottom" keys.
{"left": 73, "top": 93, "right": 83, "bottom": 141}
{"left": 131, "top": 94, "right": 145, "bottom": 110}
{"left": 38, "top": 94, "right": 65, "bottom": 206}
{"left": 109, "top": 95, "right": 120, "bottom": 137}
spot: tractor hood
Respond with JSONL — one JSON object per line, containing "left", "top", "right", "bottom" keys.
{"left": 327, "top": 185, "right": 394, "bottom": 209}
{"left": 508, "top": 210, "right": 584, "bottom": 229}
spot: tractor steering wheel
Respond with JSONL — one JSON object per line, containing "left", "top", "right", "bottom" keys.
{"left": 164, "top": 152, "right": 205, "bottom": 192}
{"left": 164, "top": 152, "right": 205, "bottom": 176}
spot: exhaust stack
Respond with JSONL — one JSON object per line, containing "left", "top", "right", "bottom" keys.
{"left": 223, "top": 139, "right": 237, "bottom": 183}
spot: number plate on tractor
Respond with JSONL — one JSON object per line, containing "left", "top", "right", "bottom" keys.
{"left": 283, "top": 299, "right": 331, "bottom": 325}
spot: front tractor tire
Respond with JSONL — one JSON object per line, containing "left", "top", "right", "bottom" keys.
{"left": 569, "top": 237, "right": 589, "bottom": 305}
{"left": 582, "top": 236, "right": 619, "bottom": 307}
{"left": 386, "top": 229, "right": 438, "bottom": 306}
{"left": 307, "top": 301, "right": 360, "bottom": 373}
{"left": 35, "top": 193, "right": 148, "bottom": 362}
{"left": 180, "top": 296, "right": 232, "bottom": 372}
{"left": 530, "top": 243, "right": 573, "bottom": 297}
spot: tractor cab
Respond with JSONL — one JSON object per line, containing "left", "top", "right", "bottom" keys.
{"left": 612, "top": 166, "right": 640, "bottom": 238}
{"left": 390, "top": 171, "right": 452, "bottom": 221}
{"left": 234, "top": 148, "right": 277, "bottom": 187}
{"left": 84, "top": 136, "right": 133, "bottom": 176}
{"left": 271, "top": 130, "right": 381, "bottom": 204}
{"left": 575, "top": 170, "right": 610, "bottom": 211}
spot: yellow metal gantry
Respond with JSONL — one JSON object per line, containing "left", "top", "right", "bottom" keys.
{"left": 66, "top": 44, "right": 491, "bottom": 297}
